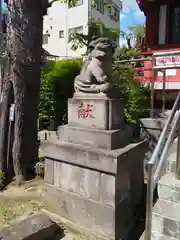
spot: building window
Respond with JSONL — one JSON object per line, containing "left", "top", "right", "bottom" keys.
{"left": 92, "top": 0, "right": 104, "bottom": 14}
{"left": 169, "top": 4, "right": 180, "bottom": 44}
{"left": 108, "top": 6, "right": 111, "bottom": 14}
{"left": 116, "top": 37, "right": 119, "bottom": 46}
{"left": 43, "top": 34, "right": 49, "bottom": 45}
{"left": 59, "top": 30, "right": 64, "bottom": 38}
{"left": 69, "top": 0, "right": 83, "bottom": 8}
{"left": 69, "top": 26, "right": 83, "bottom": 35}
{"left": 108, "top": 5, "right": 119, "bottom": 21}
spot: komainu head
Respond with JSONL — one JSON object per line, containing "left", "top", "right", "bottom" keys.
{"left": 74, "top": 37, "right": 116, "bottom": 94}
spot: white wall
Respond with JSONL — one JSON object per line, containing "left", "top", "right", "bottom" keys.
{"left": 43, "top": 0, "right": 121, "bottom": 57}
{"left": 91, "top": 0, "right": 120, "bottom": 30}
{"left": 43, "top": 0, "right": 89, "bottom": 58}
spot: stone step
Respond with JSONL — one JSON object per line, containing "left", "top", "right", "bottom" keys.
{"left": 166, "top": 139, "right": 177, "bottom": 174}
{"left": 167, "top": 155, "right": 176, "bottom": 174}
{"left": 58, "top": 124, "right": 132, "bottom": 150}
{"left": 140, "top": 232, "right": 176, "bottom": 240}
{"left": 152, "top": 233, "right": 176, "bottom": 240}
{"left": 158, "top": 173, "right": 180, "bottom": 203}
{"left": 152, "top": 199, "right": 180, "bottom": 239}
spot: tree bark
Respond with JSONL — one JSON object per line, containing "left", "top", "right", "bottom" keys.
{"left": 0, "top": 74, "right": 13, "bottom": 180}
{"left": 1, "top": 0, "right": 43, "bottom": 184}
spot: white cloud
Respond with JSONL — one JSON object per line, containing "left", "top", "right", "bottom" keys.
{"left": 119, "top": 38, "right": 127, "bottom": 47}
{"left": 120, "top": 13, "right": 126, "bottom": 20}
{"left": 122, "top": 0, "right": 144, "bottom": 19}
{"left": 122, "top": 7, "right": 131, "bottom": 14}
{"left": 122, "top": 0, "right": 138, "bottom": 10}
{"left": 134, "top": 10, "right": 145, "bottom": 18}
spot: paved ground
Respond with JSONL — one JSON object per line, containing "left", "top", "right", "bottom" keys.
{"left": 0, "top": 178, "right": 44, "bottom": 226}
{"left": 0, "top": 179, "right": 86, "bottom": 239}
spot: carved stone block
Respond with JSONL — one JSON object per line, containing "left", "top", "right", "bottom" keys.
{"left": 58, "top": 124, "right": 132, "bottom": 150}
{"left": 42, "top": 140, "right": 146, "bottom": 240}
{"left": 68, "top": 94, "right": 124, "bottom": 130}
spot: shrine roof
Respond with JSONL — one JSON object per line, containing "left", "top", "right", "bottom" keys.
{"left": 136, "top": 0, "right": 145, "bottom": 12}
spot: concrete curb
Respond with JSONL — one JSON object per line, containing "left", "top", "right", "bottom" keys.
{"left": 0, "top": 212, "right": 61, "bottom": 240}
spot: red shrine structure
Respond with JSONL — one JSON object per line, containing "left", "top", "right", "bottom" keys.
{"left": 136, "top": 0, "right": 180, "bottom": 106}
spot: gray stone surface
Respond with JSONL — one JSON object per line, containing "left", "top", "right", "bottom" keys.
{"left": 53, "top": 161, "right": 106, "bottom": 204}
{"left": 42, "top": 184, "right": 116, "bottom": 238}
{"left": 45, "top": 158, "right": 54, "bottom": 185}
{"left": 152, "top": 213, "right": 180, "bottom": 239}
{"left": 38, "top": 130, "right": 58, "bottom": 141}
{"left": 140, "top": 118, "right": 166, "bottom": 166}
{"left": 139, "top": 118, "right": 178, "bottom": 178}
{"left": 143, "top": 171, "right": 180, "bottom": 240}
{"left": 158, "top": 172, "right": 180, "bottom": 203}
{"left": 0, "top": 213, "right": 59, "bottom": 240}
{"left": 152, "top": 199, "right": 180, "bottom": 239}
{"left": 51, "top": 161, "right": 133, "bottom": 208}
{"left": 157, "top": 235, "right": 176, "bottom": 240}
{"left": 42, "top": 81, "right": 147, "bottom": 239}
{"left": 43, "top": 209, "right": 110, "bottom": 240}
{"left": 74, "top": 37, "right": 115, "bottom": 94}
{"left": 42, "top": 139, "right": 146, "bottom": 240}
{"left": 58, "top": 124, "right": 132, "bottom": 150}
{"left": 166, "top": 139, "right": 178, "bottom": 175}
{"left": 42, "top": 140, "right": 146, "bottom": 175}
{"left": 140, "top": 118, "right": 166, "bottom": 133}
{"left": 153, "top": 198, "right": 180, "bottom": 222}
{"left": 42, "top": 183, "right": 138, "bottom": 240}
{"left": 140, "top": 232, "right": 176, "bottom": 240}
{"left": 68, "top": 95, "right": 124, "bottom": 130}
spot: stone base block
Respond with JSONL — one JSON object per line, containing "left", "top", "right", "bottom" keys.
{"left": 43, "top": 184, "right": 137, "bottom": 240}
{"left": 58, "top": 124, "right": 132, "bottom": 150}
{"left": 68, "top": 95, "right": 124, "bottom": 130}
{"left": 42, "top": 140, "right": 146, "bottom": 239}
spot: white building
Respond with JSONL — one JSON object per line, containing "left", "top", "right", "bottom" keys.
{"left": 43, "top": 0, "right": 122, "bottom": 58}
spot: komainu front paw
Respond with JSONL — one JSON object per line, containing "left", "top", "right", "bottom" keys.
{"left": 96, "top": 75, "right": 108, "bottom": 83}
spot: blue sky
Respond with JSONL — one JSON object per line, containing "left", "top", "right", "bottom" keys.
{"left": 1, "top": 0, "right": 145, "bottom": 45}
{"left": 120, "top": 0, "right": 145, "bottom": 45}
{"left": 2, "top": 0, "right": 145, "bottom": 28}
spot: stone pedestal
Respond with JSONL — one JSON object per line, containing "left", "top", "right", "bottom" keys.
{"left": 68, "top": 94, "right": 124, "bottom": 130}
{"left": 58, "top": 125, "right": 132, "bottom": 150}
{"left": 42, "top": 94, "right": 146, "bottom": 240}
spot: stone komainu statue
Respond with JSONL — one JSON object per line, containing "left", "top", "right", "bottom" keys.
{"left": 74, "top": 37, "right": 116, "bottom": 94}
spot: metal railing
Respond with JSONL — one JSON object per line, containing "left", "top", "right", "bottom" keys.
{"left": 144, "top": 91, "right": 180, "bottom": 240}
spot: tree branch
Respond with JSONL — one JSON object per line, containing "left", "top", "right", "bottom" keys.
{"left": 48, "top": 0, "right": 58, "bottom": 8}
{"left": 42, "top": 0, "right": 57, "bottom": 15}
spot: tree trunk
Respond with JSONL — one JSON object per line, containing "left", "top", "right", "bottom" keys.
{"left": 0, "top": 75, "right": 13, "bottom": 183}
{"left": 2, "top": 0, "right": 43, "bottom": 184}
{"left": 0, "top": 51, "right": 14, "bottom": 188}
